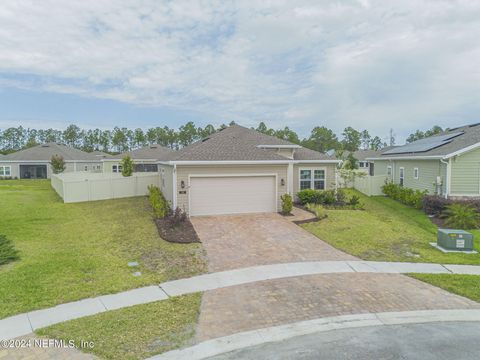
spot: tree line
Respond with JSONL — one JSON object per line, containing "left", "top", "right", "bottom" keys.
{"left": 0, "top": 121, "right": 442, "bottom": 155}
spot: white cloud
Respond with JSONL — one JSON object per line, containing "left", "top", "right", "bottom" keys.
{"left": 1, "top": 0, "right": 480, "bottom": 140}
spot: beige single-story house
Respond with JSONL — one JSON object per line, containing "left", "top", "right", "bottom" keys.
{"left": 368, "top": 123, "right": 480, "bottom": 198}
{"left": 158, "top": 125, "right": 340, "bottom": 216}
{"left": 0, "top": 143, "right": 103, "bottom": 179}
{"left": 103, "top": 145, "right": 173, "bottom": 173}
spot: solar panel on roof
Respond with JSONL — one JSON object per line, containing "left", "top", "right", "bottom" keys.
{"left": 382, "top": 131, "right": 464, "bottom": 155}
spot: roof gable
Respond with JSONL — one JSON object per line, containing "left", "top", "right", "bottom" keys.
{"left": 165, "top": 125, "right": 335, "bottom": 162}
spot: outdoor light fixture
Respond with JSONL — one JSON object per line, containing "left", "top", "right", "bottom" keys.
{"left": 180, "top": 180, "right": 185, "bottom": 189}
{"left": 281, "top": 178, "right": 285, "bottom": 186}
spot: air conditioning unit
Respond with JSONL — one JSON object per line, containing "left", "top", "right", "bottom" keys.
{"left": 437, "top": 229, "right": 474, "bottom": 251}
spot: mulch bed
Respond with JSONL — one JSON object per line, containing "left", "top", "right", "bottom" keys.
{"left": 154, "top": 218, "right": 201, "bottom": 244}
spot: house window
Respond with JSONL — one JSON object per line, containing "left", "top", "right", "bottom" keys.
{"left": 300, "top": 169, "right": 326, "bottom": 190}
{"left": 399, "top": 167, "right": 405, "bottom": 187}
{"left": 112, "top": 165, "right": 123, "bottom": 173}
{"left": 387, "top": 166, "right": 392, "bottom": 176}
{"left": 84, "top": 165, "right": 88, "bottom": 171}
{"left": 0, "top": 166, "right": 11, "bottom": 177}
{"left": 414, "top": 168, "right": 419, "bottom": 180}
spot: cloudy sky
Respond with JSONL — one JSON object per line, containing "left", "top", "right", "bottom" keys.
{"left": 1, "top": 0, "right": 480, "bottom": 142}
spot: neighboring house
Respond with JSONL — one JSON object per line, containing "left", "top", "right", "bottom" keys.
{"left": 0, "top": 143, "right": 103, "bottom": 179}
{"left": 348, "top": 149, "right": 382, "bottom": 174}
{"left": 368, "top": 123, "right": 480, "bottom": 198}
{"left": 158, "top": 125, "right": 339, "bottom": 216}
{"left": 103, "top": 144, "right": 173, "bottom": 173}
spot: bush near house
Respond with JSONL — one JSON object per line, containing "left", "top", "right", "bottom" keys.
{"left": 121, "top": 155, "right": 134, "bottom": 177}
{"left": 50, "top": 154, "right": 66, "bottom": 174}
{"left": 381, "top": 182, "right": 427, "bottom": 209}
{"left": 280, "top": 193, "right": 293, "bottom": 215}
{"left": 423, "top": 195, "right": 480, "bottom": 216}
{"left": 297, "top": 189, "right": 363, "bottom": 209}
{"left": 442, "top": 204, "right": 480, "bottom": 229}
{"left": 148, "top": 185, "right": 170, "bottom": 218}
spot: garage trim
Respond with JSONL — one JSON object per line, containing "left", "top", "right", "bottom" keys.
{"left": 188, "top": 173, "right": 278, "bottom": 216}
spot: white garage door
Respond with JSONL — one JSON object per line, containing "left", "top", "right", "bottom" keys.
{"left": 189, "top": 176, "right": 276, "bottom": 216}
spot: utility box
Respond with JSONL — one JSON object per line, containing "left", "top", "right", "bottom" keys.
{"left": 437, "top": 229, "right": 474, "bottom": 251}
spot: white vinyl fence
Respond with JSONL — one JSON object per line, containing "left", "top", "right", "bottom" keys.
{"left": 353, "top": 175, "right": 387, "bottom": 196}
{"left": 51, "top": 172, "right": 160, "bottom": 203}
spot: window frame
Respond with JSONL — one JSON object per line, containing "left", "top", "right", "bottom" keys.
{"left": 299, "top": 167, "right": 326, "bottom": 191}
{"left": 399, "top": 167, "right": 405, "bottom": 187}
{"left": 112, "top": 164, "right": 123, "bottom": 173}
{"left": 0, "top": 165, "right": 11, "bottom": 177}
{"left": 387, "top": 166, "right": 392, "bottom": 176}
{"left": 413, "top": 167, "right": 419, "bottom": 180}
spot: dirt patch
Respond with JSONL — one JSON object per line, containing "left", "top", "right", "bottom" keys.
{"left": 155, "top": 218, "right": 201, "bottom": 244}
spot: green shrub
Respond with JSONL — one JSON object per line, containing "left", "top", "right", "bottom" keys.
{"left": 0, "top": 235, "right": 19, "bottom": 266}
{"left": 321, "top": 190, "right": 336, "bottom": 205}
{"left": 148, "top": 185, "right": 170, "bottom": 218}
{"left": 442, "top": 204, "right": 480, "bottom": 229}
{"left": 280, "top": 193, "right": 293, "bottom": 215}
{"left": 335, "top": 189, "right": 346, "bottom": 204}
{"left": 297, "top": 189, "right": 318, "bottom": 205}
{"left": 121, "top": 155, "right": 134, "bottom": 177}
{"left": 50, "top": 154, "right": 66, "bottom": 174}
{"left": 381, "top": 181, "right": 427, "bottom": 209}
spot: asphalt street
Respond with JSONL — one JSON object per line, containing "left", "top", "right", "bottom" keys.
{"left": 208, "top": 322, "right": 480, "bottom": 360}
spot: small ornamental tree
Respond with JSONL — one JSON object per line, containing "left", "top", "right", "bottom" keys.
{"left": 280, "top": 193, "right": 293, "bottom": 215}
{"left": 121, "top": 155, "right": 134, "bottom": 177}
{"left": 50, "top": 154, "right": 66, "bottom": 174}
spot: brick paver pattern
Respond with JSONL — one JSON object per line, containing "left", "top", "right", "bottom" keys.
{"left": 191, "top": 212, "right": 356, "bottom": 272}
{"left": 193, "top": 213, "right": 480, "bottom": 342}
{"left": 197, "top": 273, "right": 480, "bottom": 341}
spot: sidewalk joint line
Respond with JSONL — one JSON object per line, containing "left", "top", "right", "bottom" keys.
{"left": 158, "top": 285, "right": 171, "bottom": 298}
{"left": 346, "top": 261, "right": 358, "bottom": 273}
{"left": 440, "top": 264, "right": 453, "bottom": 273}
{"left": 98, "top": 297, "right": 108, "bottom": 311}
{"left": 26, "top": 313, "right": 34, "bottom": 332}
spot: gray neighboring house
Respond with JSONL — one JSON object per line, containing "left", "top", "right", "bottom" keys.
{"left": 0, "top": 143, "right": 103, "bottom": 179}
{"left": 158, "top": 125, "right": 339, "bottom": 216}
{"left": 102, "top": 144, "right": 174, "bottom": 173}
{"left": 368, "top": 123, "right": 480, "bottom": 198}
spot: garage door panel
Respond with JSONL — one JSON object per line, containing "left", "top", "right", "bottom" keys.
{"left": 190, "top": 176, "right": 276, "bottom": 216}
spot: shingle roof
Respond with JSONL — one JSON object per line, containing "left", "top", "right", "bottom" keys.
{"left": 109, "top": 144, "right": 173, "bottom": 160}
{"left": 2, "top": 143, "right": 100, "bottom": 161}
{"left": 164, "top": 125, "right": 336, "bottom": 162}
{"left": 352, "top": 149, "right": 383, "bottom": 161}
{"left": 376, "top": 123, "right": 480, "bottom": 158}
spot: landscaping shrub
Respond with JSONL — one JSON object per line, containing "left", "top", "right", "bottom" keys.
{"left": 0, "top": 235, "right": 19, "bottom": 266}
{"left": 120, "top": 155, "right": 134, "bottom": 177}
{"left": 422, "top": 196, "right": 453, "bottom": 215}
{"left": 148, "top": 185, "right": 170, "bottom": 218}
{"left": 280, "top": 193, "right": 293, "bottom": 215}
{"left": 442, "top": 204, "right": 480, "bottom": 229}
{"left": 381, "top": 182, "right": 427, "bottom": 209}
{"left": 297, "top": 189, "right": 319, "bottom": 205}
{"left": 50, "top": 154, "right": 66, "bottom": 174}
{"left": 166, "top": 207, "right": 188, "bottom": 227}
{"left": 322, "top": 190, "right": 336, "bottom": 205}
{"left": 335, "top": 189, "right": 347, "bottom": 204}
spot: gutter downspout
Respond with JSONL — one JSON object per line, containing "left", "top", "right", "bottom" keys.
{"left": 440, "top": 158, "right": 449, "bottom": 199}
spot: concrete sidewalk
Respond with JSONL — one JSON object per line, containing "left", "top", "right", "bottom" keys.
{"left": 2, "top": 260, "right": 480, "bottom": 340}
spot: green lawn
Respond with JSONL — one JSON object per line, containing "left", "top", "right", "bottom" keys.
{"left": 0, "top": 180, "right": 206, "bottom": 319}
{"left": 302, "top": 189, "right": 480, "bottom": 303}
{"left": 302, "top": 190, "right": 480, "bottom": 264}
{"left": 37, "top": 294, "right": 201, "bottom": 360}
{"left": 410, "top": 274, "right": 480, "bottom": 303}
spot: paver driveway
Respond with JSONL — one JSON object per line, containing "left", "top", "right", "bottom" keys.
{"left": 191, "top": 212, "right": 356, "bottom": 272}
{"left": 192, "top": 212, "right": 480, "bottom": 342}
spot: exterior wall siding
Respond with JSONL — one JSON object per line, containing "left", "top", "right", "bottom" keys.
{"left": 374, "top": 159, "right": 446, "bottom": 195}
{"left": 450, "top": 147, "right": 480, "bottom": 195}
{"left": 292, "top": 163, "right": 337, "bottom": 195}
{"left": 159, "top": 165, "right": 174, "bottom": 204}
{"left": 175, "top": 164, "right": 288, "bottom": 214}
